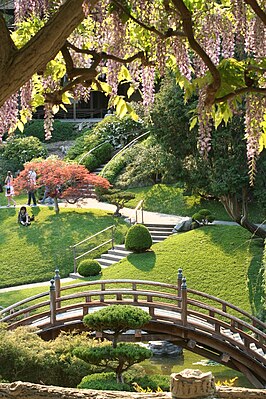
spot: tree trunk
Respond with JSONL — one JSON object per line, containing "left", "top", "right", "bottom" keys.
{"left": 220, "top": 191, "right": 266, "bottom": 240}
{"left": 0, "top": 0, "right": 98, "bottom": 107}
{"left": 54, "top": 197, "right": 60, "bottom": 214}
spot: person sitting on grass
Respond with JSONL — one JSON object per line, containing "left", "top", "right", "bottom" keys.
{"left": 18, "top": 206, "right": 31, "bottom": 226}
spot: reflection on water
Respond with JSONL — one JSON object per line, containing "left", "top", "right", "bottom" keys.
{"left": 140, "top": 349, "right": 252, "bottom": 388}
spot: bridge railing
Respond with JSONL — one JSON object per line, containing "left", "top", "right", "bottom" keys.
{"left": 0, "top": 272, "right": 265, "bottom": 362}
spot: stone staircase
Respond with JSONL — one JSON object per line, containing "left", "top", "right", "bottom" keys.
{"left": 95, "top": 223, "right": 175, "bottom": 268}
{"left": 93, "top": 163, "right": 106, "bottom": 175}
{"left": 95, "top": 244, "right": 132, "bottom": 268}
{"left": 144, "top": 223, "right": 176, "bottom": 243}
{"left": 87, "top": 163, "right": 107, "bottom": 198}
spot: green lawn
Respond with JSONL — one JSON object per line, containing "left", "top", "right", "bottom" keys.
{"left": 0, "top": 201, "right": 128, "bottom": 288}
{"left": 125, "top": 185, "right": 266, "bottom": 223}
{"left": 0, "top": 225, "right": 264, "bottom": 318}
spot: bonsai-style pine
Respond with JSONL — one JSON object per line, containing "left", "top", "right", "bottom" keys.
{"left": 75, "top": 305, "right": 152, "bottom": 383}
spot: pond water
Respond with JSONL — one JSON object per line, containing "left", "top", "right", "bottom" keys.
{"left": 141, "top": 349, "right": 252, "bottom": 388}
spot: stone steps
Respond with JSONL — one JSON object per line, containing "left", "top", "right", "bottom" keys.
{"left": 144, "top": 223, "right": 176, "bottom": 244}
{"left": 95, "top": 244, "right": 132, "bottom": 268}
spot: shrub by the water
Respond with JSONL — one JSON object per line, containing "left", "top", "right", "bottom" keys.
{"left": 125, "top": 224, "right": 152, "bottom": 253}
{"left": 78, "top": 259, "right": 101, "bottom": 277}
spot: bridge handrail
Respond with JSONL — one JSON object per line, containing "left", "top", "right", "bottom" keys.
{"left": 59, "top": 279, "right": 179, "bottom": 292}
{"left": 188, "top": 299, "right": 266, "bottom": 340}
{"left": 0, "top": 299, "right": 51, "bottom": 323}
{"left": 187, "top": 288, "right": 266, "bottom": 331}
{"left": 1, "top": 279, "right": 265, "bottom": 349}
{"left": 0, "top": 291, "right": 49, "bottom": 317}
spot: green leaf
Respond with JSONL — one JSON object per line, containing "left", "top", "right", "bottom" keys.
{"left": 99, "top": 82, "right": 113, "bottom": 95}
{"left": 189, "top": 116, "right": 198, "bottom": 131}
{"left": 52, "top": 105, "right": 59, "bottom": 114}
{"left": 119, "top": 65, "right": 132, "bottom": 82}
{"left": 127, "top": 86, "right": 135, "bottom": 99}
{"left": 17, "top": 120, "right": 25, "bottom": 133}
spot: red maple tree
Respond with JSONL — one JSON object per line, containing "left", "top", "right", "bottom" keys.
{"left": 13, "top": 159, "right": 111, "bottom": 213}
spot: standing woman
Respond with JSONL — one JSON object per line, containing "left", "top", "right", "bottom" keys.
{"left": 5, "top": 171, "right": 16, "bottom": 207}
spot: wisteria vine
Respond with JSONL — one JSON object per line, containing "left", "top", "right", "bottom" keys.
{"left": 0, "top": 0, "right": 265, "bottom": 181}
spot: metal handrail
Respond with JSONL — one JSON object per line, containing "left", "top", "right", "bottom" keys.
{"left": 78, "top": 140, "right": 109, "bottom": 165}
{"left": 70, "top": 225, "right": 115, "bottom": 273}
{"left": 100, "top": 131, "right": 149, "bottom": 176}
{"left": 134, "top": 199, "right": 144, "bottom": 224}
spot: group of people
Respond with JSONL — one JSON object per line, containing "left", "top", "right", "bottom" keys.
{"left": 3, "top": 168, "right": 46, "bottom": 227}
{"left": 4, "top": 168, "right": 37, "bottom": 207}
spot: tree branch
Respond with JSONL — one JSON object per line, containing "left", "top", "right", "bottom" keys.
{"left": 244, "top": 0, "right": 266, "bottom": 25}
{"left": 214, "top": 86, "right": 266, "bottom": 103}
{"left": 0, "top": 0, "right": 99, "bottom": 107}
{"left": 65, "top": 41, "right": 146, "bottom": 64}
{"left": 111, "top": 0, "right": 185, "bottom": 38}
{"left": 171, "top": 0, "right": 221, "bottom": 104}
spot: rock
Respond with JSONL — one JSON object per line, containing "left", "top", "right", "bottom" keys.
{"left": 172, "top": 218, "right": 192, "bottom": 233}
{"left": 148, "top": 341, "right": 183, "bottom": 357}
{"left": 171, "top": 369, "right": 216, "bottom": 399}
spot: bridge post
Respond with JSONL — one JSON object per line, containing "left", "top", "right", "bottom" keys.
{"left": 54, "top": 269, "right": 61, "bottom": 309}
{"left": 181, "top": 277, "right": 187, "bottom": 326}
{"left": 49, "top": 279, "right": 57, "bottom": 326}
{"left": 177, "top": 268, "right": 183, "bottom": 308}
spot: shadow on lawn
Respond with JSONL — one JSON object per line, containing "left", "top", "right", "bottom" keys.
{"left": 199, "top": 225, "right": 265, "bottom": 317}
{"left": 247, "top": 247, "right": 265, "bottom": 318}
{"left": 16, "top": 209, "right": 125, "bottom": 277}
{"left": 127, "top": 250, "right": 156, "bottom": 271}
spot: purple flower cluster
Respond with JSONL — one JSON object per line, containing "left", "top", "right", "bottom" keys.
{"left": 141, "top": 65, "right": 155, "bottom": 109}
{"left": 0, "top": 94, "right": 19, "bottom": 135}
{"left": 244, "top": 95, "right": 266, "bottom": 182}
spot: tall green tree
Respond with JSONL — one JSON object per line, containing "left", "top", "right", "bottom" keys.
{"left": 149, "top": 75, "right": 266, "bottom": 239}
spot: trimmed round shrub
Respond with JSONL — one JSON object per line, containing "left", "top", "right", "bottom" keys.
{"left": 2, "top": 136, "right": 47, "bottom": 171}
{"left": 94, "top": 142, "right": 114, "bottom": 163}
{"left": 192, "top": 209, "right": 215, "bottom": 225}
{"left": 78, "top": 259, "right": 101, "bottom": 277}
{"left": 78, "top": 372, "right": 132, "bottom": 391}
{"left": 82, "top": 153, "right": 99, "bottom": 171}
{"left": 125, "top": 224, "right": 152, "bottom": 253}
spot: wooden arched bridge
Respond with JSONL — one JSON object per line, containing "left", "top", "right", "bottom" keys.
{"left": 0, "top": 271, "right": 265, "bottom": 388}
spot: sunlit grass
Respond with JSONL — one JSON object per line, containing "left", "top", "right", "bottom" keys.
{"left": 0, "top": 201, "right": 128, "bottom": 288}
{"left": 0, "top": 225, "right": 263, "bottom": 318}
{"left": 125, "top": 184, "right": 265, "bottom": 222}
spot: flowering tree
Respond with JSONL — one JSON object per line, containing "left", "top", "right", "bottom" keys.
{"left": 13, "top": 159, "right": 111, "bottom": 213}
{"left": 0, "top": 0, "right": 265, "bottom": 179}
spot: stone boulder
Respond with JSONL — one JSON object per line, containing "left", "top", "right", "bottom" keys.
{"left": 148, "top": 341, "right": 183, "bottom": 357}
{"left": 172, "top": 218, "right": 192, "bottom": 233}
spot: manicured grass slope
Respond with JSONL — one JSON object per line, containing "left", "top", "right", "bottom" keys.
{"left": 0, "top": 206, "right": 128, "bottom": 288}
{"left": 0, "top": 225, "right": 263, "bottom": 317}
{"left": 102, "top": 226, "right": 264, "bottom": 315}
{"left": 125, "top": 185, "right": 266, "bottom": 223}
